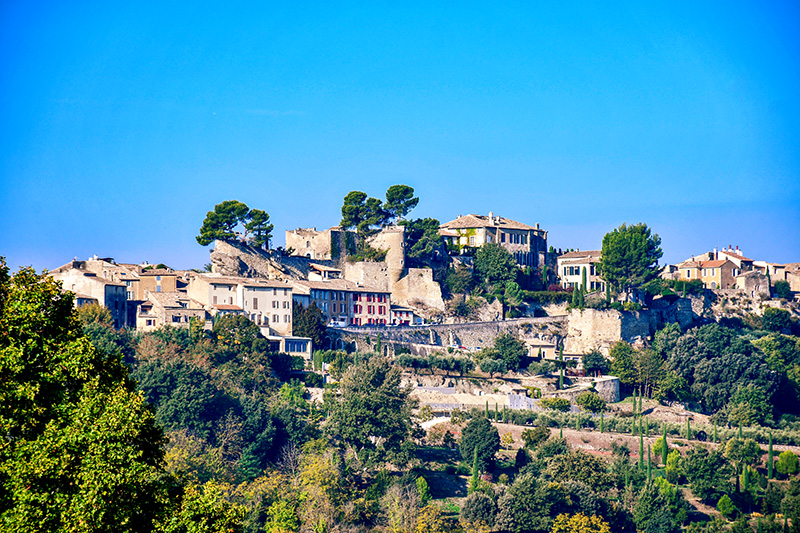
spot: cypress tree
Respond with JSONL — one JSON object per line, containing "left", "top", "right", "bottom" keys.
{"left": 600, "top": 412, "right": 604, "bottom": 433}
{"left": 605, "top": 282, "right": 611, "bottom": 303}
{"left": 645, "top": 417, "right": 649, "bottom": 438}
{"left": 713, "top": 422, "right": 717, "bottom": 443}
{"left": 743, "top": 464, "right": 749, "bottom": 492}
{"left": 376, "top": 333, "right": 381, "bottom": 355}
{"left": 639, "top": 417, "right": 643, "bottom": 440}
{"left": 632, "top": 416, "right": 637, "bottom": 435}
{"left": 647, "top": 444, "right": 652, "bottom": 481}
{"left": 639, "top": 430, "right": 644, "bottom": 469}
{"left": 572, "top": 284, "right": 579, "bottom": 306}
{"left": 578, "top": 288, "right": 584, "bottom": 309}
{"left": 502, "top": 406, "right": 507, "bottom": 423}
{"left": 558, "top": 347, "right": 564, "bottom": 390}
{"left": 575, "top": 414, "right": 580, "bottom": 431}
{"left": 739, "top": 425, "right": 743, "bottom": 439}
{"left": 495, "top": 403, "right": 498, "bottom": 421}
{"left": 581, "top": 266, "right": 587, "bottom": 294}
{"left": 469, "top": 447, "right": 479, "bottom": 494}
{"left": 485, "top": 401, "right": 489, "bottom": 418}
{"left": 560, "top": 426, "right": 563, "bottom": 439}
{"left": 681, "top": 281, "right": 686, "bottom": 298}
{"left": 542, "top": 265, "right": 548, "bottom": 288}
{"left": 662, "top": 424, "right": 668, "bottom": 465}
{"left": 768, "top": 433, "right": 774, "bottom": 480}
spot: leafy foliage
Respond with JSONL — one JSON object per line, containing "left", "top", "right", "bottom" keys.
{"left": 0, "top": 261, "right": 172, "bottom": 531}
{"left": 474, "top": 243, "right": 518, "bottom": 288}
{"left": 324, "top": 357, "right": 416, "bottom": 466}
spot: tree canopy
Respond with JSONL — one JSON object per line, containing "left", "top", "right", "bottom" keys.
{"left": 0, "top": 260, "right": 172, "bottom": 531}
{"left": 598, "top": 223, "right": 663, "bottom": 293}
{"left": 324, "top": 356, "right": 416, "bottom": 466}
{"left": 340, "top": 185, "right": 419, "bottom": 237}
{"left": 196, "top": 200, "right": 274, "bottom": 248}
{"left": 474, "top": 243, "right": 518, "bottom": 288}
{"left": 459, "top": 416, "right": 500, "bottom": 471}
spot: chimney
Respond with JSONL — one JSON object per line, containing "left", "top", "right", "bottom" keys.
{"left": 489, "top": 211, "right": 494, "bottom": 224}
{"left": 713, "top": 247, "right": 718, "bottom": 259}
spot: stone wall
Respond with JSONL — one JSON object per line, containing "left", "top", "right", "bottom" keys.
{"left": 561, "top": 299, "right": 695, "bottom": 355}
{"left": 329, "top": 316, "right": 567, "bottom": 353}
{"left": 392, "top": 268, "right": 445, "bottom": 311}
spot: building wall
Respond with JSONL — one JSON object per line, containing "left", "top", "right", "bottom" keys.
{"left": 240, "top": 285, "right": 293, "bottom": 335}
{"left": 52, "top": 269, "right": 127, "bottom": 328}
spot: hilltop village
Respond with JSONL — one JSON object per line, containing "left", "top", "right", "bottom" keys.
{"left": 7, "top": 188, "right": 800, "bottom": 532}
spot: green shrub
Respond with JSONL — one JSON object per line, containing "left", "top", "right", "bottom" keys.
{"left": 539, "top": 397, "right": 571, "bottom": 412}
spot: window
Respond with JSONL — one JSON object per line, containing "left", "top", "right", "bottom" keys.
{"left": 213, "top": 295, "right": 218, "bottom": 304}
{"left": 284, "top": 289, "right": 288, "bottom": 295}
{"left": 332, "top": 303, "right": 337, "bottom": 313}
{"left": 284, "top": 315, "right": 290, "bottom": 322}
{"left": 500, "top": 233, "right": 505, "bottom": 243}
{"left": 273, "top": 314, "right": 279, "bottom": 322}
{"left": 273, "top": 301, "right": 279, "bottom": 308}
{"left": 283, "top": 301, "right": 289, "bottom": 309}
{"left": 378, "top": 306, "right": 385, "bottom": 314}
{"left": 156, "top": 286, "right": 162, "bottom": 292}
{"left": 253, "top": 297, "right": 258, "bottom": 309}
{"left": 172, "top": 315, "right": 181, "bottom": 323}
{"left": 146, "top": 319, "right": 154, "bottom": 326}
{"left": 273, "top": 289, "right": 277, "bottom": 295}
{"left": 156, "top": 276, "right": 161, "bottom": 281}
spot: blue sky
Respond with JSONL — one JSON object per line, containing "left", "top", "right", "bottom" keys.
{"left": 2, "top": 1, "right": 798, "bottom": 272}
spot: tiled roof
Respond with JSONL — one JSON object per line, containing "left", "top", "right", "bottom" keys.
{"left": 195, "top": 273, "right": 290, "bottom": 289}
{"left": 292, "top": 279, "right": 389, "bottom": 293}
{"left": 440, "top": 213, "right": 539, "bottom": 231}
{"left": 145, "top": 291, "right": 204, "bottom": 310}
{"left": 214, "top": 304, "right": 243, "bottom": 311}
{"left": 309, "top": 263, "right": 341, "bottom": 272}
{"left": 558, "top": 250, "right": 601, "bottom": 260}
{"left": 720, "top": 251, "right": 754, "bottom": 262}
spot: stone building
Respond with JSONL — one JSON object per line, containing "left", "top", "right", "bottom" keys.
{"left": 439, "top": 212, "right": 547, "bottom": 269}
{"left": 187, "top": 273, "right": 294, "bottom": 336}
{"left": 675, "top": 258, "right": 740, "bottom": 289}
{"left": 556, "top": 250, "right": 606, "bottom": 291}
{"left": 291, "top": 278, "right": 391, "bottom": 327}
{"left": 49, "top": 262, "right": 128, "bottom": 328}
{"left": 285, "top": 227, "right": 352, "bottom": 261}
{"left": 136, "top": 291, "right": 207, "bottom": 331}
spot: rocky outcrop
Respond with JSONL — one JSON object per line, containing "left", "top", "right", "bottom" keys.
{"left": 210, "top": 239, "right": 335, "bottom": 281}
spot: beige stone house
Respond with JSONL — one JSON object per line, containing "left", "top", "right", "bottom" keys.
{"left": 556, "top": 250, "right": 606, "bottom": 291}
{"left": 285, "top": 227, "right": 351, "bottom": 260}
{"left": 439, "top": 212, "right": 547, "bottom": 269}
{"left": 676, "top": 259, "right": 740, "bottom": 289}
{"left": 50, "top": 263, "right": 128, "bottom": 328}
{"left": 137, "top": 291, "right": 207, "bottom": 331}
{"left": 187, "top": 273, "right": 294, "bottom": 336}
